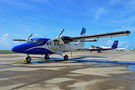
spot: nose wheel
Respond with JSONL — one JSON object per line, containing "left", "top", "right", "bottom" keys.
{"left": 26, "top": 56, "right": 31, "bottom": 63}
{"left": 64, "top": 55, "right": 68, "bottom": 60}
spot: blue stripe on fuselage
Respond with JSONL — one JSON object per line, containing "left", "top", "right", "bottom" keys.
{"left": 12, "top": 38, "right": 53, "bottom": 54}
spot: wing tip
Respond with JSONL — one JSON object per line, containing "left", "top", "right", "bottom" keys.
{"left": 124, "top": 30, "right": 131, "bottom": 35}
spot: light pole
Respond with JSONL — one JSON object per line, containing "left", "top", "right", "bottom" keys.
{"left": 130, "top": 37, "right": 134, "bottom": 51}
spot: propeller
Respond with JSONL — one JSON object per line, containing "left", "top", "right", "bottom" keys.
{"left": 58, "top": 29, "right": 64, "bottom": 37}
{"left": 28, "top": 34, "right": 33, "bottom": 40}
{"left": 55, "top": 29, "right": 73, "bottom": 44}
{"left": 13, "top": 34, "right": 33, "bottom": 42}
{"left": 54, "top": 29, "right": 65, "bottom": 44}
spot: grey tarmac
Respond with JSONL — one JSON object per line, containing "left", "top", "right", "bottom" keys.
{"left": 0, "top": 51, "right": 135, "bottom": 90}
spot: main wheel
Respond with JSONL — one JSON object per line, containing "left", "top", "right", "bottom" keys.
{"left": 26, "top": 56, "right": 31, "bottom": 63}
{"left": 45, "top": 54, "right": 50, "bottom": 59}
{"left": 64, "top": 55, "right": 68, "bottom": 60}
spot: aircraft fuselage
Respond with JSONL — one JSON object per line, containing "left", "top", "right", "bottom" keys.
{"left": 12, "top": 38, "right": 82, "bottom": 55}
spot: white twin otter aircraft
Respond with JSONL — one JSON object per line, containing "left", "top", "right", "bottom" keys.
{"left": 12, "top": 28, "right": 130, "bottom": 63}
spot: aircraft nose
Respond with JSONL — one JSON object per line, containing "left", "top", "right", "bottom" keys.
{"left": 12, "top": 44, "right": 27, "bottom": 53}
{"left": 12, "top": 47, "right": 16, "bottom": 52}
{"left": 12, "top": 43, "right": 35, "bottom": 53}
{"left": 12, "top": 46, "right": 22, "bottom": 53}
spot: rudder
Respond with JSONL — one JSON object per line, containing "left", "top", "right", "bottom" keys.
{"left": 80, "top": 27, "right": 86, "bottom": 36}
{"left": 111, "top": 40, "right": 118, "bottom": 49}
{"left": 79, "top": 27, "right": 86, "bottom": 47}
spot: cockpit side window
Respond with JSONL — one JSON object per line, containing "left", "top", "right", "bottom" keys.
{"left": 29, "top": 39, "right": 44, "bottom": 45}
{"left": 29, "top": 39, "right": 49, "bottom": 45}
{"left": 37, "top": 40, "right": 43, "bottom": 44}
{"left": 29, "top": 39, "right": 38, "bottom": 43}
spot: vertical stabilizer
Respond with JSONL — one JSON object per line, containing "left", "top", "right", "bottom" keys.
{"left": 79, "top": 27, "right": 86, "bottom": 47}
{"left": 111, "top": 40, "right": 118, "bottom": 49}
{"left": 80, "top": 27, "right": 86, "bottom": 36}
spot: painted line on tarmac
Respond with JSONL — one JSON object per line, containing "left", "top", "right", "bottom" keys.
{"left": 10, "top": 60, "right": 27, "bottom": 64}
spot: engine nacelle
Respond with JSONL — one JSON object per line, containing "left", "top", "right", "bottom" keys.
{"left": 55, "top": 36, "right": 72, "bottom": 44}
{"left": 61, "top": 36, "right": 72, "bottom": 44}
{"left": 55, "top": 36, "right": 65, "bottom": 44}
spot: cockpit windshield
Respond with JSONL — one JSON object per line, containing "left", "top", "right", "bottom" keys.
{"left": 29, "top": 39, "right": 39, "bottom": 43}
{"left": 29, "top": 39, "right": 44, "bottom": 45}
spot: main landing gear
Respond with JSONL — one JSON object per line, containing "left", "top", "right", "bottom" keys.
{"left": 45, "top": 54, "right": 50, "bottom": 59}
{"left": 44, "top": 54, "right": 68, "bottom": 60}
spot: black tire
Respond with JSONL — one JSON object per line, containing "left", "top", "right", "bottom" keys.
{"left": 97, "top": 50, "right": 101, "bottom": 53}
{"left": 45, "top": 54, "right": 50, "bottom": 59}
{"left": 26, "top": 56, "right": 31, "bottom": 63}
{"left": 64, "top": 55, "right": 68, "bottom": 60}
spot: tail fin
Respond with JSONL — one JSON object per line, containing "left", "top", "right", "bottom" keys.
{"left": 79, "top": 27, "right": 86, "bottom": 47}
{"left": 80, "top": 27, "right": 86, "bottom": 36}
{"left": 111, "top": 40, "right": 118, "bottom": 49}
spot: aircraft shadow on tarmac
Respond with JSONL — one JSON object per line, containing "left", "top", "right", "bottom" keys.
{"left": 25, "top": 56, "right": 135, "bottom": 66}
{"left": 26, "top": 57, "right": 65, "bottom": 64}
{"left": 28, "top": 56, "right": 106, "bottom": 64}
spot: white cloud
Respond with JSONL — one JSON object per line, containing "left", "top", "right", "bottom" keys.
{"left": 1, "top": 0, "right": 41, "bottom": 11}
{"left": 95, "top": 8, "right": 106, "bottom": 21}
{"left": 33, "top": 34, "right": 40, "bottom": 36}
{"left": 0, "top": 33, "right": 11, "bottom": 50}
{"left": 99, "top": 40, "right": 114, "bottom": 47}
{"left": 118, "top": 41, "right": 129, "bottom": 47}
{"left": 3, "top": 33, "right": 8, "bottom": 37}
{"left": 98, "top": 40, "right": 129, "bottom": 48}
{"left": 110, "top": 0, "right": 120, "bottom": 5}
{"left": 25, "top": 29, "right": 30, "bottom": 32}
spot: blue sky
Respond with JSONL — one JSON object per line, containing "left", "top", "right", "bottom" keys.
{"left": 0, "top": 0, "right": 135, "bottom": 50}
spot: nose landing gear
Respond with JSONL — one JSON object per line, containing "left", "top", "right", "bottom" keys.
{"left": 26, "top": 56, "right": 31, "bottom": 63}
{"left": 64, "top": 55, "right": 68, "bottom": 60}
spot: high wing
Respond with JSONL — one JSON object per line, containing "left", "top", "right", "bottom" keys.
{"left": 72, "top": 39, "right": 97, "bottom": 42}
{"left": 71, "top": 31, "right": 130, "bottom": 40}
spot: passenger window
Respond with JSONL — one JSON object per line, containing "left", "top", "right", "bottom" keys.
{"left": 54, "top": 43, "right": 56, "bottom": 46}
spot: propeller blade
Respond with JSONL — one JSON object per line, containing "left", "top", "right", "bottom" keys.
{"left": 59, "top": 29, "right": 64, "bottom": 37}
{"left": 13, "top": 39, "right": 26, "bottom": 41}
{"left": 28, "top": 34, "right": 33, "bottom": 40}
